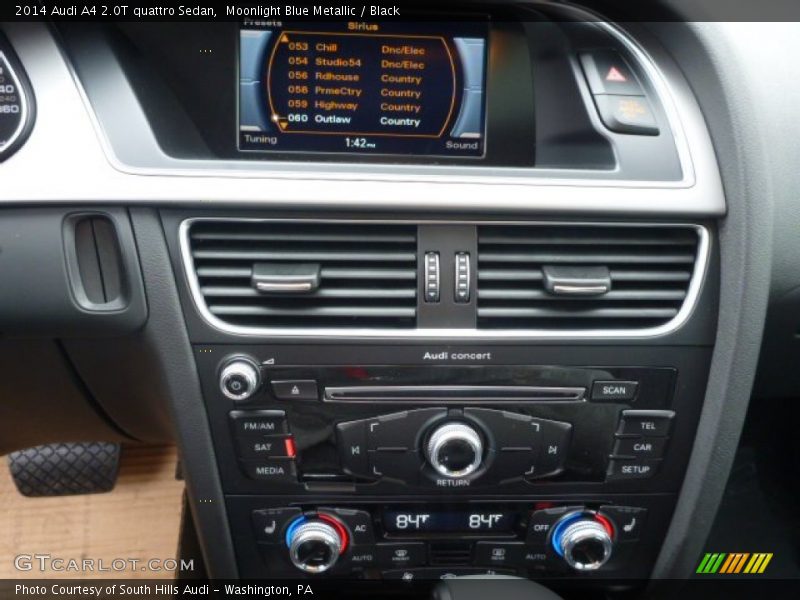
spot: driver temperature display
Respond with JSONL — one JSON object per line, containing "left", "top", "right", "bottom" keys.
{"left": 239, "top": 21, "right": 488, "bottom": 157}
{"left": 383, "top": 510, "right": 515, "bottom": 533}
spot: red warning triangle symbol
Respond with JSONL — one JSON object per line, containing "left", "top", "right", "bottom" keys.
{"left": 606, "top": 66, "right": 627, "bottom": 82}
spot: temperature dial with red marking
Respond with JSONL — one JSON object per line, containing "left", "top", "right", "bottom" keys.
{"left": 551, "top": 512, "right": 615, "bottom": 571}
{"left": 285, "top": 514, "right": 348, "bottom": 574}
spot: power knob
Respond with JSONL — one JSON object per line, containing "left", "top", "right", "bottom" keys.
{"left": 219, "top": 357, "right": 261, "bottom": 401}
{"left": 551, "top": 512, "right": 615, "bottom": 571}
{"left": 425, "top": 422, "right": 484, "bottom": 478}
{"left": 285, "top": 516, "right": 348, "bottom": 574}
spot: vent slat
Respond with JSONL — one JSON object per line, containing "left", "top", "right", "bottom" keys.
{"left": 188, "top": 221, "right": 418, "bottom": 329}
{"left": 191, "top": 231, "right": 416, "bottom": 243}
{"left": 478, "top": 289, "right": 687, "bottom": 301}
{"left": 478, "top": 307, "right": 680, "bottom": 319}
{"left": 195, "top": 266, "right": 418, "bottom": 280}
{"left": 200, "top": 286, "right": 416, "bottom": 299}
{"left": 479, "top": 251, "right": 695, "bottom": 264}
{"left": 476, "top": 225, "right": 700, "bottom": 331}
{"left": 209, "top": 305, "right": 416, "bottom": 318}
{"left": 479, "top": 233, "right": 696, "bottom": 246}
{"left": 192, "top": 249, "right": 416, "bottom": 262}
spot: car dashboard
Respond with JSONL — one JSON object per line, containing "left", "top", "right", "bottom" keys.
{"left": 0, "top": 2, "right": 797, "bottom": 596}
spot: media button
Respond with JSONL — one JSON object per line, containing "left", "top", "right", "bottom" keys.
{"left": 241, "top": 459, "right": 297, "bottom": 483}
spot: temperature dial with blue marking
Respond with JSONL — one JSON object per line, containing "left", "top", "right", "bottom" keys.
{"left": 551, "top": 511, "right": 615, "bottom": 571}
{"left": 285, "top": 514, "right": 348, "bottom": 574}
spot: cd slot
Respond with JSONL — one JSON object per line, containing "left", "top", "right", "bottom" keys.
{"left": 323, "top": 385, "right": 586, "bottom": 404}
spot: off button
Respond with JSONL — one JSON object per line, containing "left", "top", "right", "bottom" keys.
{"left": 591, "top": 380, "right": 639, "bottom": 402}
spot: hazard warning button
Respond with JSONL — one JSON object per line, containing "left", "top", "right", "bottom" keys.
{"left": 579, "top": 50, "right": 643, "bottom": 96}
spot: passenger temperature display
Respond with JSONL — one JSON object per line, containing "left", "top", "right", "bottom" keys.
{"left": 238, "top": 22, "right": 488, "bottom": 157}
{"left": 383, "top": 510, "right": 515, "bottom": 533}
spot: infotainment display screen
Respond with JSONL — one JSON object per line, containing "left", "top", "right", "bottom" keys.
{"left": 238, "top": 20, "right": 488, "bottom": 157}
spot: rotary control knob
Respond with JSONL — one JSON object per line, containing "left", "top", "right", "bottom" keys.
{"left": 219, "top": 357, "right": 261, "bottom": 401}
{"left": 425, "top": 422, "right": 484, "bottom": 478}
{"left": 286, "top": 516, "right": 348, "bottom": 574}
{"left": 551, "top": 512, "right": 615, "bottom": 571}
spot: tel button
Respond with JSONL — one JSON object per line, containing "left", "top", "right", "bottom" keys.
{"left": 591, "top": 381, "right": 639, "bottom": 402}
{"left": 618, "top": 410, "right": 675, "bottom": 437}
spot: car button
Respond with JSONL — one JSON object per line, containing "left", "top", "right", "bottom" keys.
{"left": 618, "top": 410, "right": 675, "bottom": 437}
{"left": 591, "top": 380, "right": 639, "bottom": 402}
{"left": 580, "top": 50, "right": 644, "bottom": 96}
{"left": 613, "top": 436, "right": 668, "bottom": 459}
{"left": 593, "top": 94, "right": 659, "bottom": 135}
{"left": 271, "top": 380, "right": 318, "bottom": 401}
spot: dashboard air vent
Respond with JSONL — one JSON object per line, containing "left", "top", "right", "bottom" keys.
{"left": 186, "top": 221, "right": 418, "bottom": 330}
{"left": 476, "top": 224, "right": 702, "bottom": 331}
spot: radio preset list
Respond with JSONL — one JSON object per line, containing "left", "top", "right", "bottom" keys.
{"left": 239, "top": 21, "right": 488, "bottom": 156}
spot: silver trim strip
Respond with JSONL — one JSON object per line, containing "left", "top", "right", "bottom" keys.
{"left": 254, "top": 281, "right": 314, "bottom": 293}
{"left": 0, "top": 50, "right": 29, "bottom": 155}
{"left": 552, "top": 284, "right": 610, "bottom": 296}
{"left": 178, "top": 217, "right": 711, "bottom": 340}
{"left": 324, "top": 385, "right": 586, "bottom": 403}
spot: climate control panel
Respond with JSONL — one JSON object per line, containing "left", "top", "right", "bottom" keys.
{"left": 243, "top": 502, "right": 652, "bottom": 579}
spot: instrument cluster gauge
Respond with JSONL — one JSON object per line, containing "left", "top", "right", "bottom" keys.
{"left": 0, "top": 34, "right": 34, "bottom": 162}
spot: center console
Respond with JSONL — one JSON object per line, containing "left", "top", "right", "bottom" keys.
{"left": 158, "top": 212, "right": 718, "bottom": 585}
{"left": 196, "top": 351, "right": 708, "bottom": 581}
